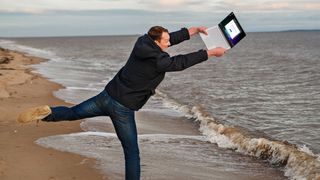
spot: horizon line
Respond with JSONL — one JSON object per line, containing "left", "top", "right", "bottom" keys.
{"left": 1, "top": 29, "right": 319, "bottom": 38}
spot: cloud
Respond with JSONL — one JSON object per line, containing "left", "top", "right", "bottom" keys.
{"left": 0, "top": 0, "right": 221, "bottom": 14}
{"left": 0, "top": 0, "right": 319, "bottom": 37}
{"left": 269, "top": 2, "right": 320, "bottom": 10}
{"left": 1, "top": 0, "right": 319, "bottom": 14}
{"left": 218, "top": 0, "right": 320, "bottom": 12}
{"left": 0, "top": 0, "right": 139, "bottom": 14}
{"left": 157, "top": 0, "right": 184, "bottom": 7}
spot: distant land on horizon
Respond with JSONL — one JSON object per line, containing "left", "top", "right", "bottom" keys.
{"left": 251, "top": 29, "right": 320, "bottom": 33}
{"left": 278, "top": 29, "right": 320, "bottom": 32}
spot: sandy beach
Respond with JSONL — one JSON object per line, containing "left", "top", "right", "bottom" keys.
{"left": 0, "top": 47, "right": 105, "bottom": 180}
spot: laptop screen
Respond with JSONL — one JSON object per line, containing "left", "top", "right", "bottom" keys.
{"left": 219, "top": 12, "right": 246, "bottom": 48}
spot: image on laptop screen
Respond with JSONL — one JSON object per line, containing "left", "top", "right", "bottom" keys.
{"left": 219, "top": 12, "right": 246, "bottom": 48}
{"left": 225, "top": 19, "right": 241, "bottom": 39}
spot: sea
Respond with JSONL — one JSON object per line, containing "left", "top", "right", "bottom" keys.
{"left": 0, "top": 31, "right": 319, "bottom": 179}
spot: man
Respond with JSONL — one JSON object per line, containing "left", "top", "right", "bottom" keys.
{"left": 18, "top": 26, "right": 226, "bottom": 180}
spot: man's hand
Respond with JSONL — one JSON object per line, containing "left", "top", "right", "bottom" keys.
{"left": 207, "top": 47, "right": 227, "bottom": 57}
{"left": 188, "top": 26, "right": 208, "bottom": 37}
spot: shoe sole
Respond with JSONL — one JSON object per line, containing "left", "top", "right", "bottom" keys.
{"left": 18, "top": 105, "right": 52, "bottom": 123}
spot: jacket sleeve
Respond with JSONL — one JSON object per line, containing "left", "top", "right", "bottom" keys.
{"left": 169, "top": 28, "right": 190, "bottom": 46}
{"left": 156, "top": 50, "right": 208, "bottom": 72}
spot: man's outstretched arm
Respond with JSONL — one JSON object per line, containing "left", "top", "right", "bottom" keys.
{"left": 169, "top": 28, "right": 190, "bottom": 46}
{"left": 169, "top": 26, "right": 208, "bottom": 46}
{"left": 188, "top": 26, "right": 208, "bottom": 37}
{"left": 156, "top": 47, "right": 226, "bottom": 72}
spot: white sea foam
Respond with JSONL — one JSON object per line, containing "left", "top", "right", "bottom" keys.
{"left": 39, "top": 131, "right": 208, "bottom": 142}
{"left": 66, "top": 86, "right": 101, "bottom": 91}
{"left": 35, "top": 132, "right": 286, "bottom": 179}
{"left": 155, "top": 89, "right": 320, "bottom": 180}
{"left": 0, "top": 39, "right": 56, "bottom": 59}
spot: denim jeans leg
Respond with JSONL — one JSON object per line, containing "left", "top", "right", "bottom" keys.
{"left": 44, "top": 90, "right": 111, "bottom": 121}
{"left": 111, "top": 100, "right": 140, "bottom": 180}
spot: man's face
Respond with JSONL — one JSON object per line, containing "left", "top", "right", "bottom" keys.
{"left": 155, "top": 32, "right": 170, "bottom": 51}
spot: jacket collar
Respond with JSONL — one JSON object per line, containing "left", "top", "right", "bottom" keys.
{"left": 144, "top": 34, "right": 164, "bottom": 52}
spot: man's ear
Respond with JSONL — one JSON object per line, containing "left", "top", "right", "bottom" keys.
{"left": 154, "top": 40, "right": 160, "bottom": 46}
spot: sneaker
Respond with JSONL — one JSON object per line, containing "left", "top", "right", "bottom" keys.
{"left": 18, "top": 105, "right": 52, "bottom": 123}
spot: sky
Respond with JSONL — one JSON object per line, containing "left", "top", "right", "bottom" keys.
{"left": 0, "top": 0, "right": 319, "bottom": 37}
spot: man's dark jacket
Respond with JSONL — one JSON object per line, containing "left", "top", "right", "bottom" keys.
{"left": 105, "top": 28, "right": 208, "bottom": 110}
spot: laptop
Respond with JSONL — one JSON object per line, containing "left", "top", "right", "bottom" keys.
{"left": 200, "top": 12, "right": 246, "bottom": 50}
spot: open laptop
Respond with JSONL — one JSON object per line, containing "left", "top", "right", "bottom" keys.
{"left": 200, "top": 12, "right": 246, "bottom": 50}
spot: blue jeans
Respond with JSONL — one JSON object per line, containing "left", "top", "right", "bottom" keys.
{"left": 43, "top": 90, "right": 140, "bottom": 180}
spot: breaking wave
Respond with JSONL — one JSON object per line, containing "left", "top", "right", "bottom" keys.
{"left": 155, "top": 89, "right": 320, "bottom": 180}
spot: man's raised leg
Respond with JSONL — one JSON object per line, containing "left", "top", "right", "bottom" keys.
{"left": 18, "top": 90, "right": 111, "bottom": 123}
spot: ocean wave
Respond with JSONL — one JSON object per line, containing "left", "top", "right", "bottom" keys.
{"left": 36, "top": 131, "right": 207, "bottom": 142}
{"left": 66, "top": 86, "right": 101, "bottom": 91}
{"left": 155, "top": 89, "right": 320, "bottom": 180}
{"left": 37, "top": 132, "right": 282, "bottom": 179}
{"left": 0, "top": 39, "right": 55, "bottom": 59}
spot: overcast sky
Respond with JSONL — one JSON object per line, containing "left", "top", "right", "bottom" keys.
{"left": 0, "top": 0, "right": 319, "bottom": 37}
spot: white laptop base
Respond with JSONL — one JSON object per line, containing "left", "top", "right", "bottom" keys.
{"left": 200, "top": 26, "right": 231, "bottom": 50}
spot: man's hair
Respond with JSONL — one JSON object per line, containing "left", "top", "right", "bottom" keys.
{"left": 148, "top": 26, "right": 169, "bottom": 41}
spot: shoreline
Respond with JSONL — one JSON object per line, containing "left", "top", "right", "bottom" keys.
{"left": 0, "top": 48, "right": 105, "bottom": 179}
{"left": 0, "top": 47, "right": 289, "bottom": 179}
